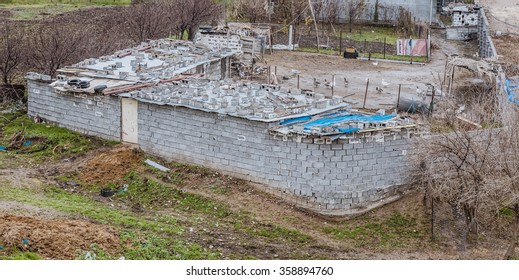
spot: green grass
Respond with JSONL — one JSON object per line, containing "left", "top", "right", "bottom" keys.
{"left": 120, "top": 230, "right": 218, "bottom": 260}
{"left": 1, "top": 114, "right": 94, "bottom": 162}
{"left": 0, "top": 250, "right": 43, "bottom": 260}
{"left": 341, "top": 26, "right": 401, "bottom": 44}
{"left": 361, "top": 52, "right": 428, "bottom": 63}
{"left": 0, "top": 1, "right": 130, "bottom": 20}
{"left": 119, "top": 172, "right": 231, "bottom": 218}
{"left": 0, "top": 185, "right": 183, "bottom": 234}
{"left": 250, "top": 224, "right": 311, "bottom": 244}
{"left": 0, "top": 184, "right": 220, "bottom": 259}
{"left": 322, "top": 213, "right": 424, "bottom": 249}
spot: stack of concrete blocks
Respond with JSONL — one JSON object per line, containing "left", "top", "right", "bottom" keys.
{"left": 27, "top": 79, "right": 121, "bottom": 141}
{"left": 195, "top": 33, "right": 242, "bottom": 53}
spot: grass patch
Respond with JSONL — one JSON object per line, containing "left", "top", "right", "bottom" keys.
{"left": 361, "top": 52, "right": 428, "bottom": 63}
{"left": 0, "top": 1, "right": 130, "bottom": 20}
{"left": 1, "top": 114, "right": 96, "bottom": 162}
{"left": 499, "top": 207, "right": 516, "bottom": 217}
{"left": 0, "top": 185, "right": 182, "bottom": 234}
{"left": 0, "top": 184, "right": 221, "bottom": 259}
{"left": 251, "top": 224, "right": 311, "bottom": 244}
{"left": 0, "top": 249, "right": 43, "bottom": 260}
{"left": 322, "top": 213, "right": 424, "bottom": 249}
{"left": 119, "top": 172, "right": 231, "bottom": 218}
{"left": 120, "top": 230, "right": 218, "bottom": 260}
{"left": 341, "top": 26, "right": 401, "bottom": 44}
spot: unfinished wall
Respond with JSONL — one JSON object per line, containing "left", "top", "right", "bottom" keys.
{"left": 27, "top": 79, "right": 121, "bottom": 141}
{"left": 27, "top": 78, "right": 415, "bottom": 215}
{"left": 137, "top": 103, "right": 413, "bottom": 214}
{"left": 478, "top": 9, "right": 498, "bottom": 58}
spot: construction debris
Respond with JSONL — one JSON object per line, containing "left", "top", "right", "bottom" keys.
{"left": 144, "top": 159, "right": 170, "bottom": 172}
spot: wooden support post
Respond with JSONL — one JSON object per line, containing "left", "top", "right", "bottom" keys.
{"left": 267, "top": 66, "right": 271, "bottom": 84}
{"left": 397, "top": 84, "right": 402, "bottom": 111}
{"left": 297, "top": 75, "right": 300, "bottom": 89}
{"left": 383, "top": 37, "right": 386, "bottom": 59}
{"left": 275, "top": 66, "right": 277, "bottom": 76}
{"left": 251, "top": 58, "right": 255, "bottom": 81}
{"left": 363, "top": 79, "right": 370, "bottom": 109}
{"left": 339, "top": 31, "right": 343, "bottom": 56}
{"left": 429, "top": 86, "right": 436, "bottom": 116}
{"left": 449, "top": 65, "right": 456, "bottom": 96}
{"left": 364, "top": 39, "right": 367, "bottom": 53}
{"left": 443, "top": 55, "right": 448, "bottom": 86}
{"left": 331, "top": 75, "right": 335, "bottom": 97}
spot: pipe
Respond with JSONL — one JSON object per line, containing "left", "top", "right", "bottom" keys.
{"left": 116, "top": 50, "right": 132, "bottom": 58}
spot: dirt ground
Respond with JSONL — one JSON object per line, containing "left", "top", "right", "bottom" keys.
{"left": 480, "top": 0, "right": 519, "bottom": 65}
{"left": 255, "top": 29, "right": 477, "bottom": 110}
{"left": 79, "top": 145, "right": 143, "bottom": 185}
{"left": 0, "top": 143, "right": 515, "bottom": 259}
{"left": 0, "top": 215, "right": 120, "bottom": 260}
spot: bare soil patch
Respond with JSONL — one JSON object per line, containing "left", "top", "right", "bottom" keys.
{"left": 0, "top": 215, "right": 120, "bottom": 259}
{"left": 79, "top": 145, "right": 142, "bottom": 185}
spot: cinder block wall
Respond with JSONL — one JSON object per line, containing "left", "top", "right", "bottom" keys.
{"left": 138, "top": 103, "right": 413, "bottom": 214}
{"left": 27, "top": 79, "right": 121, "bottom": 141}
{"left": 478, "top": 9, "right": 498, "bottom": 58}
{"left": 26, "top": 79, "right": 414, "bottom": 215}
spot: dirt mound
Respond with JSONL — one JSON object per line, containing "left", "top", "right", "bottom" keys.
{"left": 80, "top": 145, "right": 142, "bottom": 185}
{"left": 0, "top": 215, "right": 120, "bottom": 259}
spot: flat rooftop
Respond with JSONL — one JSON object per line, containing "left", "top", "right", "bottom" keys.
{"left": 54, "top": 39, "right": 238, "bottom": 84}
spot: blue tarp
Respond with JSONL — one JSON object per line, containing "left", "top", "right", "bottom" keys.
{"left": 303, "top": 114, "right": 395, "bottom": 130}
{"left": 506, "top": 79, "right": 519, "bottom": 105}
{"left": 279, "top": 116, "right": 312, "bottom": 126}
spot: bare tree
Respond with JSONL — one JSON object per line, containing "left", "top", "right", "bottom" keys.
{"left": 413, "top": 77, "right": 519, "bottom": 257}
{"left": 233, "top": 0, "right": 266, "bottom": 23}
{"left": 346, "top": 0, "right": 365, "bottom": 33}
{"left": 26, "top": 22, "right": 85, "bottom": 77}
{"left": 0, "top": 22, "right": 25, "bottom": 85}
{"left": 174, "top": 0, "right": 224, "bottom": 40}
{"left": 125, "top": 0, "right": 169, "bottom": 43}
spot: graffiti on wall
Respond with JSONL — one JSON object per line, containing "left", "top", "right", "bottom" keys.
{"left": 396, "top": 39, "right": 427, "bottom": 56}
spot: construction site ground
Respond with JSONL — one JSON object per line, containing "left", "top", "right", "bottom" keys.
{"left": 480, "top": 0, "right": 519, "bottom": 67}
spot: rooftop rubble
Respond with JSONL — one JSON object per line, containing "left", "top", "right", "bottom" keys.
{"left": 116, "top": 77, "right": 415, "bottom": 142}
{"left": 44, "top": 39, "right": 240, "bottom": 92}
{"left": 118, "top": 77, "right": 347, "bottom": 122}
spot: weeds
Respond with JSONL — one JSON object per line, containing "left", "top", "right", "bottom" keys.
{"left": 120, "top": 230, "right": 219, "bottom": 260}
{"left": 120, "top": 172, "right": 231, "bottom": 218}
{"left": 323, "top": 212, "right": 424, "bottom": 249}
{"left": 0, "top": 248, "right": 43, "bottom": 260}
{"left": 1, "top": 114, "right": 94, "bottom": 161}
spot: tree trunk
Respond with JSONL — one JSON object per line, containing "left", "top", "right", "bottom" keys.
{"left": 504, "top": 204, "right": 519, "bottom": 260}
{"left": 308, "top": 0, "right": 319, "bottom": 53}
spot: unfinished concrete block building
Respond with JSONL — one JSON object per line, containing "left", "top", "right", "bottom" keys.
{"left": 27, "top": 38, "right": 417, "bottom": 216}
